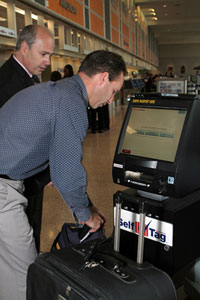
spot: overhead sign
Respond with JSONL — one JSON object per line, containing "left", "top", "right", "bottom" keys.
{"left": 60, "top": 0, "right": 77, "bottom": 15}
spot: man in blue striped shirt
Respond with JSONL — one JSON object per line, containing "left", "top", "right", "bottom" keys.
{"left": 0, "top": 50, "right": 126, "bottom": 300}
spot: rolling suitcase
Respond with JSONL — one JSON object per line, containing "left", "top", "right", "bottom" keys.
{"left": 27, "top": 195, "right": 177, "bottom": 300}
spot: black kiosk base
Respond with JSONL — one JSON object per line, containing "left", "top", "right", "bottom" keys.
{"left": 113, "top": 188, "right": 200, "bottom": 286}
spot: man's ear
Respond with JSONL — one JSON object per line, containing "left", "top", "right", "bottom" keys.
{"left": 99, "top": 72, "right": 109, "bottom": 85}
{"left": 20, "top": 41, "right": 29, "bottom": 55}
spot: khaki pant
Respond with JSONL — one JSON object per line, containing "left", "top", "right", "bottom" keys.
{"left": 0, "top": 178, "right": 37, "bottom": 300}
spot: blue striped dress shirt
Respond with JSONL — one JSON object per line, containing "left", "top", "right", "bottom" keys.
{"left": 0, "top": 74, "right": 91, "bottom": 221}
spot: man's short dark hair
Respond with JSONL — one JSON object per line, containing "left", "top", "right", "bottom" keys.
{"left": 78, "top": 50, "right": 127, "bottom": 81}
{"left": 16, "top": 24, "right": 53, "bottom": 50}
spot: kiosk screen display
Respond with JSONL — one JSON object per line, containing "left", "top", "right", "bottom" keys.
{"left": 120, "top": 107, "right": 187, "bottom": 162}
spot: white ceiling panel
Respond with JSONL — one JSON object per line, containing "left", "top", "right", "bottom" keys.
{"left": 136, "top": 0, "right": 200, "bottom": 45}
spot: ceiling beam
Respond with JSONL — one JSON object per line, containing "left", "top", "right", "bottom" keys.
{"left": 135, "top": 0, "right": 180, "bottom": 3}
{"left": 158, "top": 40, "right": 200, "bottom": 45}
{"left": 148, "top": 18, "right": 200, "bottom": 26}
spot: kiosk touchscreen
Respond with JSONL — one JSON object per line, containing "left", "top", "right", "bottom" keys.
{"left": 113, "top": 93, "right": 200, "bottom": 198}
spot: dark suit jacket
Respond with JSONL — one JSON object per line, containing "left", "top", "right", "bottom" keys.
{"left": 0, "top": 54, "right": 50, "bottom": 187}
{"left": 0, "top": 55, "right": 34, "bottom": 108}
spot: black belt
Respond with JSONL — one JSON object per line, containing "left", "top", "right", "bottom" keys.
{"left": 0, "top": 175, "right": 11, "bottom": 179}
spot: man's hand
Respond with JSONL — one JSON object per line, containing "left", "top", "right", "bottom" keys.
{"left": 83, "top": 205, "right": 106, "bottom": 232}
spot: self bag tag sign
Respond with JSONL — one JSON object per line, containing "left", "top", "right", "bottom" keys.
{"left": 114, "top": 208, "right": 173, "bottom": 247}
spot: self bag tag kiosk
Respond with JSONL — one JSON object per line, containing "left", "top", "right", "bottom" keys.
{"left": 112, "top": 93, "right": 200, "bottom": 287}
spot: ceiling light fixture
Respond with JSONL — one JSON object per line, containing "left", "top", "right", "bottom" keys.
{"left": 142, "top": 8, "right": 155, "bottom": 12}
{"left": 0, "top": 1, "right": 6, "bottom": 8}
{"left": 32, "top": 14, "right": 38, "bottom": 20}
{"left": 144, "top": 12, "right": 156, "bottom": 16}
{"left": 0, "top": 17, "right": 7, "bottom": 21}
{"left": 15, "top": 7, "right": 25, "bottom": 15}
{"left": 149, "top": 17, "right": 158, "bottom": 21}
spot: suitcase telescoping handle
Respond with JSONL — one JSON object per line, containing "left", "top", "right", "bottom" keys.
{"left": 114, "top": 192, "right": 146, "bottom": 264}
{"left": 137, "top": 201, "right": 146, "bottom": 264}
{"left": 114, "top": 194, "right": 122, "bottom": 252}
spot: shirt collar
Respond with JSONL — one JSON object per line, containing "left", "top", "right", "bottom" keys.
{"left": 75, "top": 74, "right": 88, "bottom": 105}
{"left": 13, "top": 55, "right": 33, "bottom": 78}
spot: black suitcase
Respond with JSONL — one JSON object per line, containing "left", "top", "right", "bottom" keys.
{"left": 27, "top": 196, "right": 177, "bottom": 300}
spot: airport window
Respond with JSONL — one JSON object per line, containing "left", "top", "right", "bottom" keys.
{"left": 15, "top": 6, "right": 41, "bottom": 35}
{"left": 88, "top": 37, "right": 94, "bottom": 52}
{"left": 15, "top": 8, "right": 25, "bottom": 36}
{"left": 94, "top": 39, "right": 100, "bottom": 50}
{"left": 83, "top": 34, "right": 92, "bottom": 54}
{"left": 71, "top": 30, "right": 77, "bottom": 47}
{"left": 0, "top": 1, "right": 43, "bottom": 38}
{"left": 77, "top": 32, "right": 81, "bottom": 52}
{"left": 94, "top": 39, "right": 104, "bottom": 51}
{"left": 64, "top": 26, "right": 71, "bottom": 45}
{"left": 35, "top": 0, "right": 46, "bottom": 6}
{"left": 54, "top": 23, "right": 59, "bottom": 48}
{"left": 84, "top": 7, "right": 90, "bottom": 30}
{"left": 64, "top": 26, "right": 77, "bottom": 47}
{"left": 0, "top": 1, "right": 8, "bottom": 28}
{"left": 104, "top": 0, "right": 111, "bottom": 40}
{"left": 63, "top": 25, "right": 78, "bottom": 52}
{"left": 83, "top": 35, "right": 87, "bottom": 51}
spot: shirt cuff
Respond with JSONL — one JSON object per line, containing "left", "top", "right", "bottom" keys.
{"left": 74, "top": 206, "right": 91, "bottom": 222}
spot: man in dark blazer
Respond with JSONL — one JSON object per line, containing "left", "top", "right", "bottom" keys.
{"left": 0, "top": 24, "right": 55, "bottom": 251}
{"left": 0, "top": 55, "right": 38, "bottom": 108}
